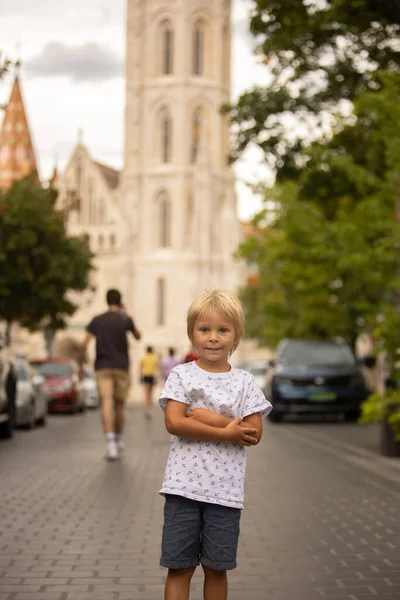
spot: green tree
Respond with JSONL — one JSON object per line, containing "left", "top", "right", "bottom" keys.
{"left": 227, "top": 0, "right": 400, "bottom": 179}
{"left": 238, "top": 74, "right": 400, "bottom": 355}
{"left": 0, "top": 178, "right": 94, "bottom": 338}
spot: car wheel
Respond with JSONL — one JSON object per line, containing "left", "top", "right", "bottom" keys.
{"left": 0, "top": 411, "right": 14, "bottom": 439}
{"left": 268, "top": 411, "right": 283, "bottom": 423}
{"left": 37, "top": 412, "right": 47, "bottom": 426}
{"left": 344, "top": 410, "right": 360, "bottom": 423}
{"left": 26, "top": 401, "right": 36, "bottom": 429}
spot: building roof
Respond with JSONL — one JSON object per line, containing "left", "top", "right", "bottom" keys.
{"left": 94, "top": 160, "right": 120, "bottom": 190}
{"left": 0, "top": 74, "right": 39, "bottom": 191}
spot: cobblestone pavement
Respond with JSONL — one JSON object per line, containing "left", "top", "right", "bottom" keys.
{"left": 0, "top": 406, "right": 399, "bottom": 600}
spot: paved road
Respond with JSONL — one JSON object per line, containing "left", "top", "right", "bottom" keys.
{"left": 0, "top": 407, "right": 399, "bottom": 600}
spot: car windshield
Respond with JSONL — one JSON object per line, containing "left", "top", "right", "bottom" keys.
{"left": 247, "top": 366, "right": 266, "bottom": 377}
{"left": 279, "top": 342, "right": 355, "bottom": 367}
{"left": 31, "top": 362, "right": 72, "bottom": 377}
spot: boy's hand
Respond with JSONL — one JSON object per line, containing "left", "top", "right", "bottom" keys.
{"left": 224, "top": 417, "right": 258, "bottom": 446}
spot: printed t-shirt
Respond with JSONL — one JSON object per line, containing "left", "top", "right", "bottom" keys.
{"left": 159, "top": 361, "right": 272, "bottom": 509}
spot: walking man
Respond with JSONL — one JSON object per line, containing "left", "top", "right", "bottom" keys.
{"left": 81, "top": 289, "right": 141, "bottom": 460}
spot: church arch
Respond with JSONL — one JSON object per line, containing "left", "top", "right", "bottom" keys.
{"left": 158, "top": 106, "right": 172, "bottom": 164}
{"left": 160, "top": 19, "right": 174, "bottom": 75}
{"left": 192, "top": 19, "right": 206, "bottom": 76}
{"left": 156, "top": 277, "right": 166, "bottom": 326}
{"left": 190, "top": 107, "right": 202, "bottom": 164}
{"left": 155, "top": 189, "right": 172, "bottom": 248}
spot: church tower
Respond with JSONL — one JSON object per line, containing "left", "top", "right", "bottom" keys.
{"left": 122, "top": 0, "right": 239, "bottom": 349}
{"left": 0, "top": 72, "right": 39, "bottom": 191}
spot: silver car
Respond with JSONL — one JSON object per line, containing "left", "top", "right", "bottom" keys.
{"left": 235, "top": 359, "right": 269, "bottom": 391}
{"left": 15, "top": 357, "right": 48, "bottom": 428}
{"left": 82, "top": 366, "right": 99, "bottom": 409}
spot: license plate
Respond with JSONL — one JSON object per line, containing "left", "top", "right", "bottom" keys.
{"left": 309, "top": 391, "right": 336, "bottom": 402}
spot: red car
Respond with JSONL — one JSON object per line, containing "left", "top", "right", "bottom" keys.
{"left": 30, "top": 359, "right": 86, "bottom": 414}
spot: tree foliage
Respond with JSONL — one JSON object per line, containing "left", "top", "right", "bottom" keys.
{"left": 0, "top": 178, "right": 94, "bottom": 331}
{"left": 238, "top": 73, "right": 400, "bottom": 355}
{"left": 227, "top": 0, "right": 400, "bottom": 179}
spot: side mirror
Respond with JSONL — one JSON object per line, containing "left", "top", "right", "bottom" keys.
{"left": 359, "top": 356, "right": 376, "bottom": 369}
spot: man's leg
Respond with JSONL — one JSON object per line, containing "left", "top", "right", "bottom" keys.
{"left": 96, "top": 371, "right": 118, "bottom": 460}
{"left": 113, "top": 370, "right": 130, "bottom": 451}
{"left": 165, "top": 567, "right": 196, "bottom": 600}
{"left": 202, "top": 566, "right": 227, "bottom": 600}
{"left": 96, "top": 371, "right": 114, "bottom": 434}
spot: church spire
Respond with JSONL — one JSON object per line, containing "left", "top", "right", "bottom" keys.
{"left": 0, "top": 72, "right": 39, "bottom": 191}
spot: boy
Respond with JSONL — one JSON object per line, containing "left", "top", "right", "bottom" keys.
{"left": 159, "top": 290, "right": 272, "bottom": 600}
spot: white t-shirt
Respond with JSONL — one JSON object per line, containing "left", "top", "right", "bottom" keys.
{"left": 159, "top": 361, "right": 272, "bottom": 509}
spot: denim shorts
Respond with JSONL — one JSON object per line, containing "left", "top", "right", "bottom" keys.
{"left": 160, "top": 494, "right": 241, "bottom": 571}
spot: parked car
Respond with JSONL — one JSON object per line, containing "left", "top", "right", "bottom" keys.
{"left": 15, "top": 356, "right": 48, "bottom": 428}
{"left": 0, "top": 343, "right": 17, "bottom": 439}
{"left": 235, "top": 359, "right": 269, "bottom": 391}
{"left": 81, "top": 366, "right": 99, "bottom": 409}
{"left": 265, "top": 339, "right": 369, "bottom": 423}
{"left": 30, "top": 359, "right": 86, "bottom": 414}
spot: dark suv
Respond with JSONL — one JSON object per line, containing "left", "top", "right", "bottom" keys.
{"left": 0, "top": 345, "right": 17, "bottom": 439}
{"left": 265, "top": 339, "right": 369, "bottom": 423}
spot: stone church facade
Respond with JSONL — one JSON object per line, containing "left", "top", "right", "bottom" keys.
{"left": 57, "top": 0, "right": 241, "bottom": 363}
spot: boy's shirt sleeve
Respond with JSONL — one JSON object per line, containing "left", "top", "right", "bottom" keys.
{"left": 241, "top": 374, "right": 273, "bottom": 419}
{"left": 159, "top": 367, "right": 189, "bottom": 412}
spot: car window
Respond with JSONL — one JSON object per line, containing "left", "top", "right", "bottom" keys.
{"left": 31, "top": 362, "right": 72, "bottom": 377}
{"left": 279, "top": 342, "right": 355, "bottom": 367}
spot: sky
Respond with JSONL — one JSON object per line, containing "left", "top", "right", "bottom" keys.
{"left": 0, "top": 0, "right": 271, "bottom": 220}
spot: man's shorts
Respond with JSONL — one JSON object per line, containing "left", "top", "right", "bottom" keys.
{"left": 160, "top": 494, "right": 241, "bottom": 571}
{"left": 96, "top": 369, "right": 130, "bottom": 404}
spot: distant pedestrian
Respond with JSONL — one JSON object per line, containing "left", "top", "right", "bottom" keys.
{"left": 160, "top": 347, "right": 180, "bottom": 382}
{"left": 140, "top": 346, "right": 159, "bottom": 418}
{"left": 81, "top": 289, "right": 141, "bottom": 460}
{"left": 158, "top": 290, "right": 272, "bottom": 600}
{"left": 183, "top": 346, "right": 199, "bottom": 363}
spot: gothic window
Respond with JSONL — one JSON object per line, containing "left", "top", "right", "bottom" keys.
{"left": 98, "top": 234, "right": 104, "bottom": 249}
{"left": 191, "top": 108, "right": 202, "bottom": 164}
{"left": 110, "top": 233, "right": 116, "bottom": 248}
{"left": 99, "top": 198, "right": 105, "bottom": 225}
{"left": 157, "top": 277, "right": 166, "bottom": 326}
{"left": 184, "top": 190, "right": 194, "bottom": 248}
{"left": 88, "top": 178, "right": 94, "bottom": 224}
{"left": 159, "top": 107, "right": 172, "bottom": 163}
{"left": 161, "top": 20, "right": 174, "bottom": 75}
{"left": 193, "top": 20, "right": 205, "bottom": 75}
{"left": 157, "top": 191, "right": 171, "bottom": 248}
{"left": 222, "top": 23, "right": 230, "bottom": 85}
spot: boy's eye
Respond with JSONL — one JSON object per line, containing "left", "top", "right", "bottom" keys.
{"left": 199, "top": 327, "right": 208, "bottom": 332}
{"left": 220, "top": 328, "right": 229, "bottom": 333}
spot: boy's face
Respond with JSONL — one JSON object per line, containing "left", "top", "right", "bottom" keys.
{"left": 192, "top": 309, "right": 238, "bottom": 369}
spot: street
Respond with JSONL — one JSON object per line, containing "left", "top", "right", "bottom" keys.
{"left": 0, "top": 408, "right": 399, "bottom": 600}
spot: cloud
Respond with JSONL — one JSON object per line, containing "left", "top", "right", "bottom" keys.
{"left": 25, "top": 42, "right": 123, "bottom": 82}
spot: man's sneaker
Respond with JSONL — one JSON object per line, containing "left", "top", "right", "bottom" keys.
{"left": 106, "top": 441, "right": 118, "bottom": 461}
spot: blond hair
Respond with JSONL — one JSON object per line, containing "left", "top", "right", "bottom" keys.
{"left": 187, "top": 290, "right": 245, "bottom": 350}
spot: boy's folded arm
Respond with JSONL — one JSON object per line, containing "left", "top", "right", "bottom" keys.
{"left": 187, "top": 407, "right": 232, "bottom": 428}
{"left": 165, "top": 400, "right": 230, "bottom": 442}
{"left": 242, "top": 412, "right": 263, "bottom": 443}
